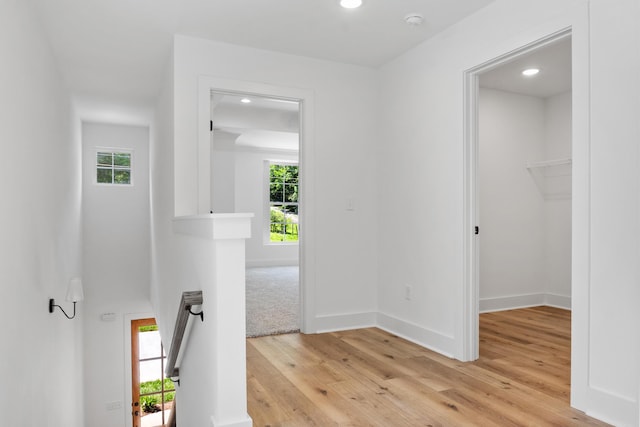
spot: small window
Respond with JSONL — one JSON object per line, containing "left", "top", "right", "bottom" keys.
{"left": 269, "top": 163, "right": 299, "bottom": 243}
{"left": 96, "top": 150, "right": 132, "bottom": 185}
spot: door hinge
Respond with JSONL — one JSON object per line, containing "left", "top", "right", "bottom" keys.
{"left": 475, "top": 226, "right": 479, "bottom": 235}
{"left": 210, "top": 120, "right": 213, "bottom": 132}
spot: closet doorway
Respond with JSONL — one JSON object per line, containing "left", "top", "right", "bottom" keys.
{"left": 478, "top": 36, "right": 573, "bottom": 314}
{"left": 463, "top": 30, "right": 573, "bottom": 360}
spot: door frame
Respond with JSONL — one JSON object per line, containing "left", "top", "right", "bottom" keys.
{"left": 461, "top": 28, "right": 573, "bottom": 361}
{"left": 124, "top": 312, "right": 156, "bottom": 427}
{"left": 130, "top": 317, "right": 157, "bottom": 427}
{"left": 198, "top": 77, "right": 317, "bottom": 333}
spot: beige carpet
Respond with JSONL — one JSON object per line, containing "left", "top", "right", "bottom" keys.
{"left": 246, "top": 266, "right": 300, "bottom": 337}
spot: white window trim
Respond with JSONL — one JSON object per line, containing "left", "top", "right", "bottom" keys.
{"left": 94, "top": 147, "right": 134, "bottom": 186}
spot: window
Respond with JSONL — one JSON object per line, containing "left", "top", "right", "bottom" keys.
{"left": 96, "top": 150, "right": 132, "bottom": 185}
{"left": 269, "top": 163, "right": 299, "bottom": 243}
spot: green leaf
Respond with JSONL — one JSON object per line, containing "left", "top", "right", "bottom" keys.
{"left": 97, "top": 152, "right": 112, "bottom": 166}
{"left": 97, "top": 168, "right": 112, "bottom": 183}
{"left": 114, "top": 152, "right": 131, "bottom": 166}
{"left": 114, "top": 169, "right": 130, "bottom": 184}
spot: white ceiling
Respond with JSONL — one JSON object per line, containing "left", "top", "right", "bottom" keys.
{"left": 212, "top": 93, "right": 300, "bottom": 152}
{"left": 30, "top": 0, "right": 494, "bottom": 106}
{"left": 215, "top": 93, "right": 300, "bottom": 113}
{"left": 479, "top": 37, "right": 572, "bottom": 98}
{"left": 216, "top": 128, "right": 300, "bottom": 152}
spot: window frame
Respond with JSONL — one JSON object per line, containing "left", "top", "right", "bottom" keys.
{"left": 264, "top": 160, "right": 299, "bottom": 245}
{"left": 95, "top": 147, "right": 134, "bottom": 186}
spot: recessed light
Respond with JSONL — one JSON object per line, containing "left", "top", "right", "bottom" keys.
{"left": 522, "top": 68, "right": 540, "bottom": 77}
{"left": 340, "top": 0, "right": 362, "bottom": 9}
{"left": 240, "top": 98, "right": 252, "bottom": 104}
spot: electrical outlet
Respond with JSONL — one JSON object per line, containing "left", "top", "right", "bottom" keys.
{"left": 101, "top": 312, "right": 116, "bottom": 322}
{"left": 404, "top": 285, "right": 412, "bottom": 301}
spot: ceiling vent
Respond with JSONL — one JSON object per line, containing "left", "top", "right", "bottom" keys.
{"left": 404, "top": 13, "right": 424, "bottom": 26}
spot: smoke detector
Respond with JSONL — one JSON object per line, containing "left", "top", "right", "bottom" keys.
{"left": 404, "top": 13, "right": 424, "bottom": 26}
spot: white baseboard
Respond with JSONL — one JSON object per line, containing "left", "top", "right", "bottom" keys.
{"left": 544, "top": 293, "right": 571, "bottom": 310}
{"left": 480, "top": 293, "right": 545, "bottom": 313}
{"left": 584, "top": 386, "right": 638, "bottom": 427}
{"left": 480, "top": 293, "right": 571, "bottom": 313}
{"left": 314, "top": 312, "right": 456, "bottom": 357}
{"left": 312, "top": 296, "right": 570, "bottom": 364}
{"left": 245, "top": 259, "right": 298, "bottom": 268}
{"left": 314, "top": 311, "right": 377, "bottom": 333}
{"left": 210, "top": 415, "right": 253, "bottom": 427}
{"left": 376, "top": 312, "right": 456, "bottom": 358}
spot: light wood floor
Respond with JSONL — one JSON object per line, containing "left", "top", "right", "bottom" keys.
{"left": 246, "top": 306, "right": 611, "bottom": 426}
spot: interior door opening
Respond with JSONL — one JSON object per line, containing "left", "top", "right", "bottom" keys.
{"left": 209, "top": 91, "right": 302, "bottom": 338}
{"left": 464, "top": 29, "right": 573, "bottom": 361}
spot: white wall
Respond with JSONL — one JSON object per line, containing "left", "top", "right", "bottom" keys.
{"left": 211, "top": 132, "right": 237, "bottom": 213}
{"left": 234, "top": 149, "right": 299, "bottom": 266}
{"left": 149, "top": 64, "right": 175, "bottom": 340}
{"left": 168, "top": 34, "right": 379, "bottom": 328}
{"left": 0, "top": 1, "right": 83, "bottom": 425}
{"left": 478, "top": 89, "right": 547, "bottom": 309}
{"left": 378, "top": 0, "right": 639, "bottom": 425}
{"left": 580, "top": 1, "right": 640, "bottom": 423}
{"left": 543, "top": 91, "right": 572, "bottom": 302}
{"left": 81, "top": 122, "right": 152, "bottom": 427}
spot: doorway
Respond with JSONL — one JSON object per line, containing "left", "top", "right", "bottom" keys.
{"left": 130, "top": 318, "right": 175, "bottom": 427}
{"left": 209, "top": 92, "right": 302, "bottom": 337}
{"left": 463, "top": 29, "right": 573, "bottom": 360}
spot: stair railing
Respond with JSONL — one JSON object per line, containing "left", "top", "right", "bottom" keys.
{"left": 165, "top": 290, "right": 204, "bottom": 380}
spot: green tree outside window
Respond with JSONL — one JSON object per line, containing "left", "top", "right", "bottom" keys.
{"left": 269, "top": 164, "right": 298, "bottom": 242}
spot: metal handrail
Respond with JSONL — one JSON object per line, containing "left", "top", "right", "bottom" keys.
{"left": 165, "top": 290, "right": 204, "bottom": 379}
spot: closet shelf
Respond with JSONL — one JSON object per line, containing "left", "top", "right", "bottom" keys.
{"left": 526, "top": 157, "right": 572, "bottom": 200}
{"left": 526, "top": 157, "right": 572, "bottom": 169}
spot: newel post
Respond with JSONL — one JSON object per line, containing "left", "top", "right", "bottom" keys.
{"left": 173, "top": 213, "right": 254, "bottom": 427}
